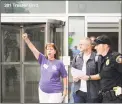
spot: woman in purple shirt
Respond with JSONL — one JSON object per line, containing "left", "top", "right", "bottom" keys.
{"left": 22, "top": 33, "right": 68, "bottom": 103}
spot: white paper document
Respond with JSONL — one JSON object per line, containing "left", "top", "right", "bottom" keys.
{"left": 71, "top": 67, "right": 85, "bottom": 77}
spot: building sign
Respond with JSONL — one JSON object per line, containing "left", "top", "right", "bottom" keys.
{"left": 1, "top": 1, "right": 66, "bottom": 13}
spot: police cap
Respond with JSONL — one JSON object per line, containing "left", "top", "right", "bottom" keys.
{"left": 93, "top": 35, "right": 111, "bottom": 46}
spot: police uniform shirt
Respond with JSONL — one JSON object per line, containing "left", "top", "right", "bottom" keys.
{"left": 99, "top": 50, "right": 122, "bottom": 92}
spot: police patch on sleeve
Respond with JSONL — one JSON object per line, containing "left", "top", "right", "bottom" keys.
{"left": 116, "top": 55, "right": 122, "bottom": 63}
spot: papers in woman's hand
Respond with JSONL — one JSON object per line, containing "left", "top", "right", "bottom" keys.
{"left": 71, "top": 67, "right": 85, "bottom": 77}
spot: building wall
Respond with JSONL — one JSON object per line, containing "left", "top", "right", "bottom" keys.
{"left": 69, "top": 17, "right": 85, "bottom": 49}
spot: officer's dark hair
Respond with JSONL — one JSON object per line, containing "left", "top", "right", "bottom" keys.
{"left": 94, "top": 35, "right": 112, "bottom": 47}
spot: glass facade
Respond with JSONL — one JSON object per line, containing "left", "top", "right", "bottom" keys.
{"left": 1, "top": 1, "right": 66, "bottom": 13}
{"left": 1, "top": 24, "right": 43, "bottom": 103}
{"left": 2, "top": 1, "right": 121, "bottom": 14}
{"left": 24, "top": 65, "right": 40, "bottom": 103}
{"left": 69, "top": 1, "right": 121, "bottom": 13}
{"left": 1, "top": 25, "right": 20, "bottom": 62}
{"left": 1, "top": 65, "right": 20, "bottom": 103}
{"left": 0, "top": 22, "right": 65, "bottom": 103}
{"left": 24, "top": 26, "right": 45, "bottom": 61}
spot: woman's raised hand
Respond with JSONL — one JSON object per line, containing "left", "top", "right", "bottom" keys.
{"left": 22, "top": 33, "right": 28, "bottom": 40}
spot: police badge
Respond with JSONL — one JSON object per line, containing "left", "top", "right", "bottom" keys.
{"left": 106, "top": 59, "right": 110, "bottom": 66}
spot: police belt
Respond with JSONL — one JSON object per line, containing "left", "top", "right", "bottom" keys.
{"left": 101, "top": 90, "right": 122, "bottom": 100}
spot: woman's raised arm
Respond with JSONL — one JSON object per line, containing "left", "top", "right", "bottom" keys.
{"left": 22, "top": 33, "right": 40, "bottom": 60}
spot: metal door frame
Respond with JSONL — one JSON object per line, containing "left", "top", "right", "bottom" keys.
{"left": 118, "top": 19, "right": 122, "bottom": 53}
{"left": 0, "top": 53, "right": 1, "bottom": 103}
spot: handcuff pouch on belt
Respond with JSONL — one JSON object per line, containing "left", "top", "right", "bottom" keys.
{"left": 102, "top": 90, "right": 117, "bottom": 101}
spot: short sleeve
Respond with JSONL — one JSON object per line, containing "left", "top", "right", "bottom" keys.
{"left": 38, "top": 53, "right": 46, "bottom": 65}
{"left": 59, "top": 62, "right": 67, "bottom": 78}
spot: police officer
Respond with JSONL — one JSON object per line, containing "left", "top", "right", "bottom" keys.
{"left": 81, "top": 35, "right": 122, "bottom": 103}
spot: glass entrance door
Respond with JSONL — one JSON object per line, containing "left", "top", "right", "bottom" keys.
{"left": 0, "top": 20, "right": 65, "bottom": 103}
{"left": 0, "top": 24, "right": 45, "bottom": 103}
{"left": 1, "top": 25, "right": 21, "bottom": 103}
{"left": 46, "top": 20, "right": 65, "bottom": 57}
{"left": 23, "top": 24, "right": 45, "bottom": 103}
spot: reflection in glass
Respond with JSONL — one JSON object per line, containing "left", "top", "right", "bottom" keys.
{"left": 24, "top": 65, "right": 40, "bottom": 103}
{"left": 2, "top": 27, "right": 20, "bottom": 62}
{"left": 24, "top": 27, "right": 45, "bottom": 61}
{"left": 1, "top": 65, "right": 20, "bottom": 103}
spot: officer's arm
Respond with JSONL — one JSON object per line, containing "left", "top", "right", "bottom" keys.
{"left": 89, "top": 74, "right": 101, "bottom": 80}
{"left": 81, "top": 73, "right": 101, "bottom": 81}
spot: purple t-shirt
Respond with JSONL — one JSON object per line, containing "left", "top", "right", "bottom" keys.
{"left": 38, "top": 53, "right": 67, "bottom": 93}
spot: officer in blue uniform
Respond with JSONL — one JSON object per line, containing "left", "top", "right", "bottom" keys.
{"left": 81, "top": 35, "right": 122, "bottom": 103}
